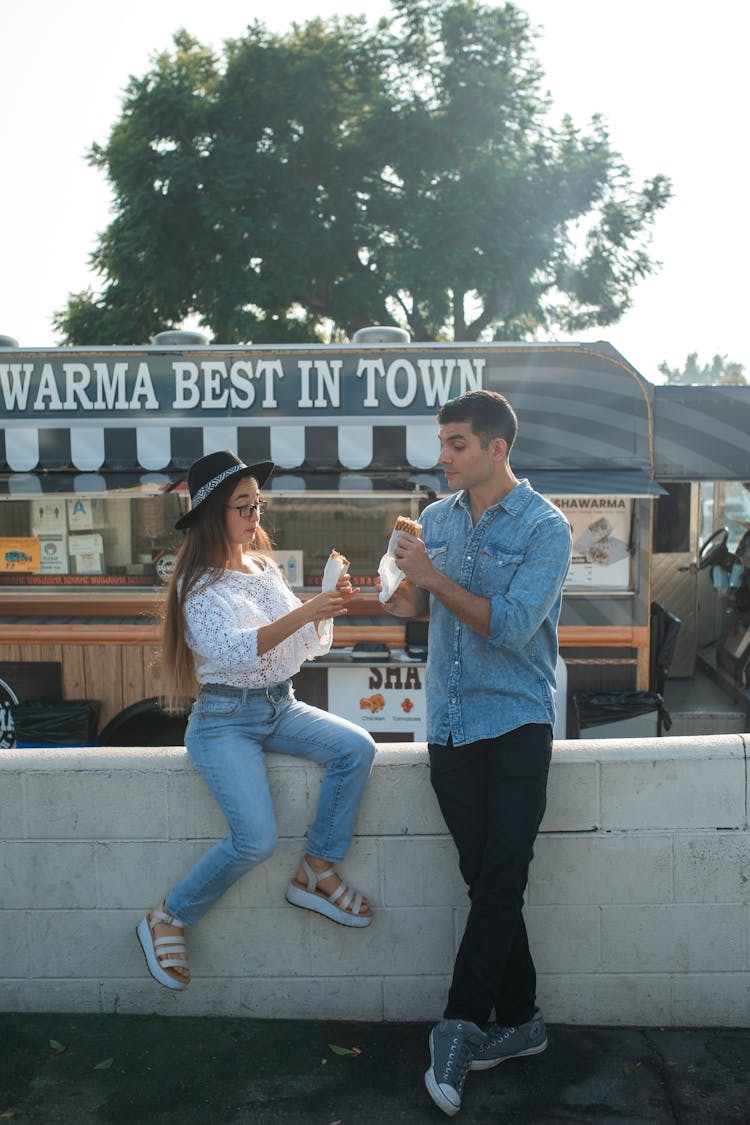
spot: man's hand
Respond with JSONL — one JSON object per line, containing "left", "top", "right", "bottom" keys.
{"left": 393, "top": 532, "right": 434, "bottom": 586}
{"left": 376, "top": 574, "right": 428, "bottom": 618}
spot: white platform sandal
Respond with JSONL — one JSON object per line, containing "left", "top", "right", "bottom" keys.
{"left": 136, "top": 903, "right": 190, "bottom": 990}
{"left": 286, "top": 858, "right": 373, "bottom": 928}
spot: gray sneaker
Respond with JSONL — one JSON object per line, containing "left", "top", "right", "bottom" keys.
{"left": 470, "top": 1009, "right": 547, "bottom": 1071}
{"left": 425, "top": 1019, "right": 487, "bottom": 1117}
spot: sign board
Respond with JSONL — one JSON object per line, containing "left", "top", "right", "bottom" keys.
{"left": 327, "top": 662, "right": 426, "bottom": 739}
{"left": 69, "top": 532, "right": 104, "bottom": 574}
{"left": 39, "top": 533, "right": 69, "bottom": 574}
{"left": 553, "top": 497, "right": 633, "bottom": 590}
{"left": 0, "top": 537, "right": 40, "bottom": 572}
{"left": 30, "top": 501, "right": 66, "bottom": 535}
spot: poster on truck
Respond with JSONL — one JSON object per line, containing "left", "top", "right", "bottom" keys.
{"left": 328, "top": 662, "right": 426, "bottom": 740}
{"left": 553, "top": 497, "right": 633, "bottom": 589}
{"left": 1, "top": 537, "right": 40, "bottom": 572}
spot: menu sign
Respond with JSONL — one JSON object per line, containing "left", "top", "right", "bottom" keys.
{"left": 328, "top": 663, "right": 426, "bottom": 739}
{"left": 553, "top": 497, "right": 633, "bottom": 589}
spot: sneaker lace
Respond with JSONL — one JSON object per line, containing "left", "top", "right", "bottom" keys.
{"left": 483, "top": 1024, "right": 516, "bottom": 1052}
{"left": 442, "top": 1031, "right": 474, "bottom": 1089}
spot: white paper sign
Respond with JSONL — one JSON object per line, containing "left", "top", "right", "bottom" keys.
{"left": 67, "top": 497, "right": 96, "bottom": 531}
{"left": 30, "top": 501, "right": 66, "bottom": 535}
{"left": 552, "top": 497, "right": 633, "bottom": 590}
{"left": 39, "top": 534, "right": 69, "bottom": 574}
{"left": 327, "top": 663, "right": 426, "bottom": 738}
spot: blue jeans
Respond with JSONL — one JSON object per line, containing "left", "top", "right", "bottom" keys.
{"left": 164, "top": 681, "right": 376, "bottom": 926}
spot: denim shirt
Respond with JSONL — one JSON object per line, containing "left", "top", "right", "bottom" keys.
{"left": 420, "top": 478, "right": 572, "bottom": 746}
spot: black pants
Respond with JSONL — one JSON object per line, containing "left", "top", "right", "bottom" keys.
{"left": 429, "top": 723, "right": 552, "bottom": 1028}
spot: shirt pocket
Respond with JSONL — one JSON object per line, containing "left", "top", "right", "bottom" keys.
{"left": 477, "top": 546, "right": 525, "bottom": 595}
{"left": 427, "top": 543, "right": 449, "bottom": 573}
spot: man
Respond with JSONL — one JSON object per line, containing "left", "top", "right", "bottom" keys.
{"left": 381, "top": 390, "right": 572, "bottom": 1117}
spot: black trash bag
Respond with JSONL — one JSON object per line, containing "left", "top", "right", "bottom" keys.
{"left": 650, "top": 602, "right": 682, "bottom": 694}
{"left": 11, "top": 699, "right": 101, "bottom": 747}
{"left": 574, "top": 690, "right": 671, "bottom": 734}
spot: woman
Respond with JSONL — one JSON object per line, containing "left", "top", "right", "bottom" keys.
{"left": 137, "top": 450, "right": 376, "bottom": 991}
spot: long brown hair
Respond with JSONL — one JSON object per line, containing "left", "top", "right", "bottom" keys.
{"left": 159, "top": 474, "right": 273, "bottom": 712}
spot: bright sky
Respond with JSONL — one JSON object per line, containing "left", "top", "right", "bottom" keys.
{"left": 2, "top": 0, "right": 746, "bottom": 381}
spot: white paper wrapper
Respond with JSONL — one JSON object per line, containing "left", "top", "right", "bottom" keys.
{"left": 321, "top": 550, "right": 349, "bottom": 592}
{"left": 377, "top": 528, "right": 409, "bottom": 604}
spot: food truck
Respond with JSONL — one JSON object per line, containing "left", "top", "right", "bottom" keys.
{"left": 1, "top": 328, "right": 748, "bottom": 745}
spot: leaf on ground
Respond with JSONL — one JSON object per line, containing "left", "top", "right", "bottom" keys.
{"left": 49, "top": 1040, "right": 66, "bottom": 1055}
{"left": 328, "top": 1044, "right": 358, "bottom": 1056}
{"left": 1, "top": 1111, "right": 17, "bottom": 1118}
{"left": 94, "top": 1058, "right": 114, "bottom": 1070}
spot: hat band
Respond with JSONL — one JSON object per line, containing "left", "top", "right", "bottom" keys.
{"left": 191, "top": 461, "right": 248, "bottom": 508}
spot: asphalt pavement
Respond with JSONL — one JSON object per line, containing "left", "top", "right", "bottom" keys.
{"left": 1, "top": 1013, "right": 748, "bottom": 1124}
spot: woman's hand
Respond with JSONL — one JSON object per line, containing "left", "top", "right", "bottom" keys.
{"left": 336, "top": 572, "right": 360, "bottom": 599}
{"left": 304, "top": 587, "right": 354, "bottom": 623}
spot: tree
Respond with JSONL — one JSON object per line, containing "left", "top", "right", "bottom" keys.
{"left": 658, "top": 353, "right": 746, "bottom": 385}
{"left": 54, "top": 1, "right": 672, "bottom": 345}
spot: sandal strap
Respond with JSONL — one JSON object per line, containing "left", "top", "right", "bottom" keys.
{"left": 299, "top": 858, "right": 367, "bottom": 917}
{"left": 326, "top": 879, "right": 363, "bottom": 916}
{"left": 150, "top": 903, "right": 184, "bottom": 929}
{"left": 157, "top": 955, "right": 190, "bottom": 971}
{"left": 300, "top": 858, "right": 336, "bottom": 892}
{"left": 153, "top": 935, "right": 187, "bottom": 954}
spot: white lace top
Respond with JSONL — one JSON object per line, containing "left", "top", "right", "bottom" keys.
{"left": 183, "top": 559, "right": 332, "bottom": 688}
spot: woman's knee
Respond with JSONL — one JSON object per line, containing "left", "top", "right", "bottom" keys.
{"left": 232, "top": 826, "right": 278, "bottom": 866}
{"left": 350, "top": 730, "right": 377, "bottom": 772}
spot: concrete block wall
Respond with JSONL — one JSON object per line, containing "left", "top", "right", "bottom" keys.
{"left": 1, "top": 734, "right": 748, "bottom": 1026}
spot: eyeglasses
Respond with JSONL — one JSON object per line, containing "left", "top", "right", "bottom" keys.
{"left": 226, "top": 501, "right": 263, "bottom": 518}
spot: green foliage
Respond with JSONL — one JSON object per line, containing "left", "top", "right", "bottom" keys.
{"left": 54, "top": 1, "right": 672, "bottom": 345}
{"left": 658, "top": 352, "right": 746, "bottom": 385}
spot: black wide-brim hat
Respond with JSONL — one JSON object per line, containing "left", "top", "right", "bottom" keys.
{"left": 174, "top": 450, "right": 275, "bottom": 530}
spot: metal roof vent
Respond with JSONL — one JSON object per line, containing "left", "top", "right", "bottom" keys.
{"left": 351, "top": 325, "right": 411, "bottom": 344}
{"left": 151, "top": 330, "right": 209, "bottom": 346}
{"left": 0, "top": 335, "right": 19, "bottom": 347}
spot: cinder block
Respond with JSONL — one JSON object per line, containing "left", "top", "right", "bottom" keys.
{"left": 188, "top": 906, "right": 310, "bottom": 978}
{"left": 529, "top": 833, "right": 672, "bottom": 905}
{"left": 269, "top": 763, "right": 320, "bottom": 837}
{"left": 95, "top": 841, "right": 208, "bottom": 908}
{"left": 602, "top": 904, "right": 745, "bottom": 972}
{"left": 526, "top": 905, "right": 603, "bottom": 973}
{"left": 166, "top": 763, "right": 311, "bottom": 840}
{"left": 30, "top": 910, "right": 143, "bottom": 979}
{"left": 381, "top": 838, "right": 465, "bottom": 907}
{"left": 0, "top": 979, "right": 102, "bottom": 1014}
{"left": 537, "top": 972, "right": 671, "bottom": 1026}
{"left": 383, "top": 976, "right": 451, "bottom": 1022}
{"left": 310, "top": 907, "right": 454, "bottom": 976}
{"left": 357, "top": 761, "right": 445, "bottom": 836}
{"left": 600, "top": 745, "right": 745, "bottom": 831}
{"left": 673, "top": 833, "right": 750, "bottom": 904}
{"left": 543, "top": 753, "right": 599, "bottom": 831}
{"left": 26, "top": 773, "right": 168, "bottom": 839}
{"left": 0, "top": 769, "right": 24, "bottom": 838}
{"left": 0, "top": 911, "right": 30, "bottom": 977}
{"left": 670, "top": 972, "right": 750, "bottom": 1026}
{"left": 166, "top": 771, "right": 225, "bottom": 839}
{"left": 103, "top": 976, "right": 245, "bottom": 1017}
{"left": 1, "top": 841, "right": 97, "bottom": 909}
{"left": 240, "top": 976, "right": 384, "bottom": 1020}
